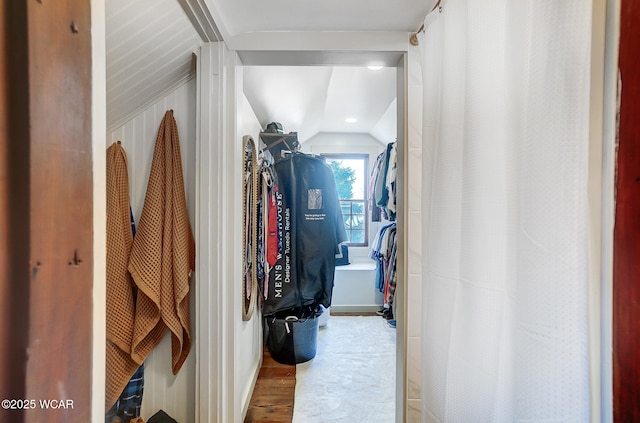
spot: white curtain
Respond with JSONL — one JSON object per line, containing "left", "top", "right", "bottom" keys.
{"left": 419, "top": 1, "right": 593, "bottom": 422}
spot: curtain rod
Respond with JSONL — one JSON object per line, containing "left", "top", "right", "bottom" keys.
{"left": 409, "top": 0, "right": 441, "bottom": 46}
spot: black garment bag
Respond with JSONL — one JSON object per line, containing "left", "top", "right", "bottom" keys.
{"left": 263, "top": 153, "right": 347, "bottom": 316}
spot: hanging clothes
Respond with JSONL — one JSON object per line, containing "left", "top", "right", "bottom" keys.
{"left": 385, "top": 142, "right": 397, "bottom": 219}
{"left": 266, "top": 182, "right": 279, "bottom": 269}
{"left": 257, "top": 164, "right": 280, "bottom": 300}
{"left": 106, "top": 208, "right": 146, "bottom": 423}
{"left": 254, "top": 162, "right": 277, "bottom": 300}
{"left": 369, "top": 142, "right": 397, "bottom": 222}
{"left": 383, "top": 227, "right": 398, "bottom": 308}
{"left": 105, "top": 142, "right": 142, "bottom": 412}
{"left": 245, "top": 158, "right": 255, "bottom": 301}
{"left": 369, "top": 151, "right": 386, "bottom": 222}
{"left": 374, "top": 143, "right": 392, "bottom": 212}
{"left": 369, "top": 222, "right": 397, "bottom": 309}
{"left": 105, "top": 363, "right": 144, "bottom": 423}
{"left": 263, "top": 152, "right": 347, "bottom": 315}
{"left": 128, "top": 110, "right": 196, "bottom": 374}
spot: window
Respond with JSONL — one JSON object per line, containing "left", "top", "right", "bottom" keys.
{"left": 323, "top": 154, "right": 369, "bottom": 246}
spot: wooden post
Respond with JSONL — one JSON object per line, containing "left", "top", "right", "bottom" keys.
{"left": 613, "top": 0, "right": 640, "bottom": 421}
{"left": 0, "top": 1, "right": 93, "bottom": 421}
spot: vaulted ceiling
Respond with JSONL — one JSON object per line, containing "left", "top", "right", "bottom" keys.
{"left": 106, "top": 0, "right": 434, "bottom": 137}
{"left": 242, "top": 65, "right": 397, "bottom": 143}
{"left": 206, "top": 0, "right": 432, "bottom": 39}
{"left": 106, "top": 0, "right": 201, "bottom": 131}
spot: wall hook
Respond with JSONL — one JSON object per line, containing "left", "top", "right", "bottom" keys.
{"left": 31, "top": 261, "right": 42, "bottom": 279}
{"left": 69, "top": 250, "right": 82, "bottom": 267}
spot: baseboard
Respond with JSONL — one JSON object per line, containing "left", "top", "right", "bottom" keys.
{"left": 329, "top": 305, "right": 381, "bottom": 314}
{"left": 242, "top": 349, "right": 263, "bottom": 421}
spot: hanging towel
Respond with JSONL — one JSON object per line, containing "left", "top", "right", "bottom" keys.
{"left": 106, "top": 142, "right": 141, "bottom": 410}
{"left": 128, "top": 110, "right": 196, "bottom": 374}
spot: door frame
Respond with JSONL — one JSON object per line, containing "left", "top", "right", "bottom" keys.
{"left": 193, "top": 37, "right": 411, "bottom": 421}
{"left": 612, "top": 0, "right": 640, "bottom": 421}
{"left": 1, "top": 1, "right": 96, "bottom": 422}
{"left": 236, "top": 50, "right": 409, "bottom": 422}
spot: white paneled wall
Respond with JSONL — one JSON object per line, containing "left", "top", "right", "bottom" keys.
{"left": 237, "top": 91, "right": 265, "bottom": 417}
{"left": 106, "top": 0, "right": 201, "bottom": 131}
{"left": 405, "top": 45, "right": 423, "bottom": 422}
{"left": 108, "top": 78, "right": 197, "bottom": 423}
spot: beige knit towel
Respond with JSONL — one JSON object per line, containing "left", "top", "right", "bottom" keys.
{"left": 129, "top": 110, "right": 196, "bottom": 374}
{"left": 106, "top": 142, "right": 140, "bottom": 410}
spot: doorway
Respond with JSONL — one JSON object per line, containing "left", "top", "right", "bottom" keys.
{"left": 237, "top": 52, "right": 408, "bottom": 422}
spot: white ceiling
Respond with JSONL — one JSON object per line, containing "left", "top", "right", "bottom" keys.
{"left": 243, "top": 66, "right": 397, "bottom": 143}
{"left": 106, "top": 0, "right": 201, "bottom": 131}
{"left": 106, "top": 0, "right": 433, "bottom": 137}
{"left": 206, "top": 0, "right": 432, "bottom": 39}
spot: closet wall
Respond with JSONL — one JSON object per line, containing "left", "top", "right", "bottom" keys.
{"left": 236, "top": 90, "right": 264, "bottom": 415}
{"left": 108, "top": 78, "right": 197, "bottom": 422}
{"left": 405, "top": 45, "right": 424, "bottom": 421}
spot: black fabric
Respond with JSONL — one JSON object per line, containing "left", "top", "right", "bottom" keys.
{"left": 264, "top": 306, "right": 320, "bottom": 365}
{"left": 371, "top": 202, "right": 381, "bottom": 222}
{"left": 147, "top": 410, "right": 177, "bottom": 423}
{"left": 259, "top": 132, "right": 300, "bottom": 162}
{"left": 263, "top": 153, "right": 347, "bottom": 315}
{"left": 265, "top": 121, "right": 284, "bottom": 134}
{"left": 376, "top": 142, "right": 393, "bottom": 208}
{"left": 335, "top": 243, "right": 350, "bottom": 266}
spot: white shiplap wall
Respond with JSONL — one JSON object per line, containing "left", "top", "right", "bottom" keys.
{"left": 109, "top": 78, "right": 197, "bottom": 423}
{"left": 106, "top": 0, "right": 201, "bottom": 132}
{"left": 405, "top": 44, "right": 423, "bottom": 423}
{"left": 237, "top": 92, "right": 265, "bottom": 418}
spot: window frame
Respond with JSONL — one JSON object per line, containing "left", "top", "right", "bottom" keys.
{"left": 322, "top": 153, "right": 370, "bottom": 247}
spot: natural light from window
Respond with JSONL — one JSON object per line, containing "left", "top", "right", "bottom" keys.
{"left": 324, "top": 154, "right": 368, "bottom": 246}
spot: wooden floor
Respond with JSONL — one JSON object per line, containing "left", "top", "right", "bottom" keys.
{"left": 244, "top": 349, "right": 296, "bottom": 423}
